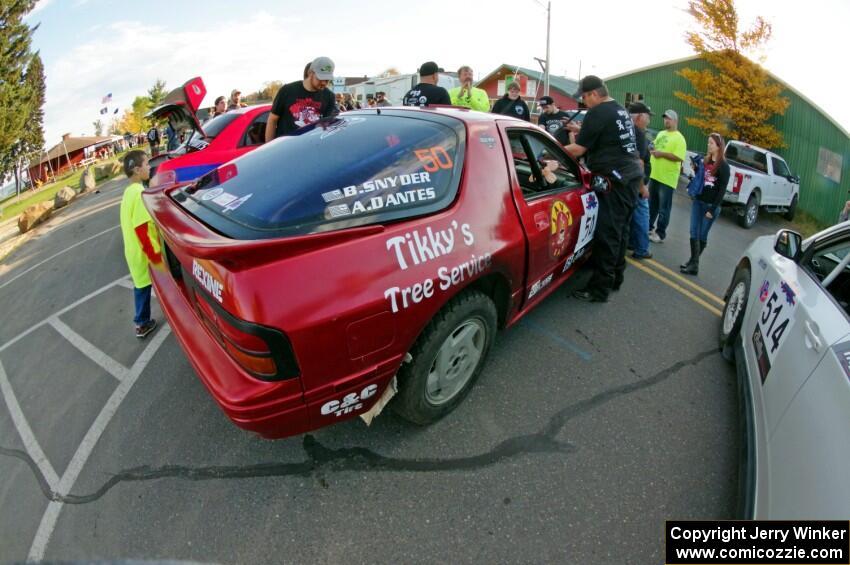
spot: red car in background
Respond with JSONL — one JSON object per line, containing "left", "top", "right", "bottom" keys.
{"left": 147, "top": 77, "right": 271, "bottom": 188}
{"left": 143, "top": 107, "right": 603, "bottom": 439}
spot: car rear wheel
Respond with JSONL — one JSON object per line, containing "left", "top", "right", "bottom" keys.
{"left": 738, "top": 193, "right": 759, "bottom": 229}
{"left": 783, "top": 195, "right": 798, "bottom": 221}
{"left": 393, "top": 290, "right": 497, "bottom": 425}
{"left": 720, "top": 266, "right": 751, "bottom": 362}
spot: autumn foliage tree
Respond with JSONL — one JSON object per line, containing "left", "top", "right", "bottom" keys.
{"left": 675, "top": 0, "right": 790, "bottom": 148}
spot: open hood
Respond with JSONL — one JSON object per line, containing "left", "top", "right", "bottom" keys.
{"left": 147, "top": 77, "right": 207, "bottom": 137}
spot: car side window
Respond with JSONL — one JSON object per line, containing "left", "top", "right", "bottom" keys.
{"left": 804, "top": 235, "right": 850, "bottom": 313}
{"left": 772, "top": 157, "right": 790, "bottom": 177}
{"left": 240, "top": 111, "right": 269, "bottom": 147}
{"left": 507, "top": 130, "right": 582, "bottom": 201}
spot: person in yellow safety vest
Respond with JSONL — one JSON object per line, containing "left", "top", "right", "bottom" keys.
{"left": 449, "top": 65, "right": 490, "bottom": 112}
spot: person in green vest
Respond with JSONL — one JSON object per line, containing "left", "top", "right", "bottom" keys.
{"left": 119, "top": 150, "right": 162, "bottom": 338}
{"left": 648, "top": 109, "right": 687, "bottom": 244}
{"left": 449, "top": 65, "right": 490, "bottom": 112}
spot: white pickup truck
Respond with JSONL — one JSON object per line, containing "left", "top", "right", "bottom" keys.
{"left": 721, "top": 141, "right": 800, "bottom": 229}
{"left": 684, "top": 141, "right": 800, "bottom": 229}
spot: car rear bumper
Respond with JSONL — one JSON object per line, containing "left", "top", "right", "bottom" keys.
{"left": 150, "top": 265, "right": 313, "bottom": 439}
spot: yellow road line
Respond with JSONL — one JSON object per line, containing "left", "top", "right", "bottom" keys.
{"left": 626, "top": 257, "right": 723, "bottom": 317}
{"left": 643, "top": 258, "right": 725, "bottom": 306}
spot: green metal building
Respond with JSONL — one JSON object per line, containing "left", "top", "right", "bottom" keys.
{"left": 605, "top": 56, "right": 850, "bottom": 226}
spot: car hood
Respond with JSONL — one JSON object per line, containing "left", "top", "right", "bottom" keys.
{"left": 147, "top": 76, "right": 207, "bottom": 137}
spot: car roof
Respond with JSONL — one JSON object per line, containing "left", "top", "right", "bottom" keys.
{"left": 345, "top": 106, "right": 509, "bottom": 125}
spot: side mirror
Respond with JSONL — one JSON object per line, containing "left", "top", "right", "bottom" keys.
{"left": 774, "top": 229, "right": 802, "bottom": 262}
{"left": 788, "top": 175, "right": 799, "bottom": 184}
{"left": 590, "top": 175, "right": 611, "bottom": 194}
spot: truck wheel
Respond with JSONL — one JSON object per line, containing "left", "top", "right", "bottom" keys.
{"left": 783, "top": 195, "right": 798, "bottom": 221}
{"left": 393, "top": 290, "right": 497, "bottom": 425}
{"left": 720, "top": 266, "right": 750, "bottom": 363}
{"left": 738, "top": 193, "right": 759, "bottom": 229}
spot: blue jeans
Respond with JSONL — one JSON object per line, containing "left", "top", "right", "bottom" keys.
{"left": 648, "top": 179, "right": 674, "bottom": 240}
{"left": 629, "top": 196, "right": 650, "bottom": 256}
{"left": 134, "top": 285, "right": 152, "bottom": 326}
{"left": 689, "top": 200, "right": 719, "bottom": 241}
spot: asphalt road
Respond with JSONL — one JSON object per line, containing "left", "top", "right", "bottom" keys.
{"left": 0, "top": 178, "right": 793, "bottom": 564}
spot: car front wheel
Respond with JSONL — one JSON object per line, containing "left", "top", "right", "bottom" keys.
{"left": 393, "top": 290, "right": 497, "bottom": 425}
{"left": 783, "top": 195, "right": 798, "bottom": 221}
{"left": 720, "top": 266, "right": 751, "bottom": 362}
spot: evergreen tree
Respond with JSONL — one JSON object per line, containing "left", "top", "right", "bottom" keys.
{"left": 148, "top": 79, "right": 167, "bottom": 107}
{"left": 675, "top": 0, "right": 790, "bottom": 148}
{"left": 0, "top": 0, "right": 38, "bottom": 184}
{"left": 92, "top": 119, "right": 104, "bottom": 137}
{"left": 8, "top": 52, "right": 46, "bottom": 194}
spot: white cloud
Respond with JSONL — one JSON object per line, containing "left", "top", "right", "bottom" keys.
{"left": 42, "top": 11, "right": 301, "bottom": 142}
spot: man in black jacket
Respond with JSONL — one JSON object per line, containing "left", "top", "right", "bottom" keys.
{"left": 491, "top": 81, "right": 530, "bottom": 121}
{"left": 564, "top": 76, "right": 643, "bottom": 302}
{"left": 403, "top": 62, "right": 451, "bottom": 107}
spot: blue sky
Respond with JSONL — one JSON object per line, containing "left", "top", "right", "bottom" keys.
{"left": 25, "top": 0, "right": 850, "bottom": 147}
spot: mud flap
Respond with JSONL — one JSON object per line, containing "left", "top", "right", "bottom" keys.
{"left": 360, "top": 376, "right": 397, "bottom": 426}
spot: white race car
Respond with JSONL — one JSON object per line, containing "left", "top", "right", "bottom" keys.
{"left": 720, "top": 223, "right": 850, "bottom": 518}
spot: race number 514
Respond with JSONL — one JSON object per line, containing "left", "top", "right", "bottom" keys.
{"left": 757, "top": 288, "right": 794, "bottom": 362}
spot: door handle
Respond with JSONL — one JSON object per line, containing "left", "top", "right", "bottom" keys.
{"left": 804, "top": 320, "right": 822, "bottom": 351}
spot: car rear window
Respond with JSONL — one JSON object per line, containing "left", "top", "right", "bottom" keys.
{"left": 179, "top": 112, "right": 464, "bottom": 238}
{"left": 202, "top": 112, "right": 240, "bottom": 139}
{"left": 726, "top": 143, "right": 768, "bottom": 173}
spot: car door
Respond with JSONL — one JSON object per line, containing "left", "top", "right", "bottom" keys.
{"left": 746, "top": 228, "right": 850, "bottom": 439}
{"left": 770, "top": 156, "right": 792, "bottom": 204}
{"left": 765, "top": 330, "right": 850, "bottom": 517}
{"left": 233, "top": 110, "right": 269, "bottom": 157}
{"left": 501, "top": 127, "right": 591, "bottom": 306}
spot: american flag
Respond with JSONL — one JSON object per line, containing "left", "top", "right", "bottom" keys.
{"left": 101, "top": 92, "right": 112, "bottom": 104}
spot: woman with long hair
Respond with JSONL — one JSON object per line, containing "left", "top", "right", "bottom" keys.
{"left": 681, "top": 132, "right": 730, "bottom": 275}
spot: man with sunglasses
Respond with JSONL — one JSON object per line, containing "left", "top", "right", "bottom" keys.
{"left": 564, "top": 75, "right": 643, "bottom": 303}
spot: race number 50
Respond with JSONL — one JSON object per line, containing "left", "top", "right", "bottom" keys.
{"left": 415, "top": 146, "right": 453, "bottom": 172}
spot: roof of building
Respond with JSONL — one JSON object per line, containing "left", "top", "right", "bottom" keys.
{"left": 476, "top": 64, "right": 579, "bottom": 99}
{"left": 604, "top": 54, "right": 849, "bottom": 139}
{"left": 35, "top": 135, "right": 114, "bottom": 165}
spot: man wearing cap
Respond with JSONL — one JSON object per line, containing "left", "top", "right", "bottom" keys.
{"left": 449, "top": 66, "right": 490, "bottom": 112}
{"left": 403, "top": 62, "right": 451, "bottom": 107}
{"left": 492, "top": 81, "right": 530, "bottom": 121}
{"left": 628, "top": 102, "right": 654, "bottom": 259}
{"left": 648, "top": 109, "right": 687, "bottom": 243}
{"left": 537, "top": 96, "right": 569, "bottom": 136}
{"left": 265, "top": 56, "right": 337, "bottom": 142}
{"left": 375, "top": 91, "right": 392, "bottom": 107}
{"left": 563, "top": 75, "right": 643, "bottom": 303}
{"left": 227, "top": 89, "right": 246, "bottom": 111}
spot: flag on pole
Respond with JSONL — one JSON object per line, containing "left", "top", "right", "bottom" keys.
{"left": 113, "top": 108, "right": 119, "bottom": 114}
{"left": 100, "top": 107, "right": 108, "bottom": 115}
{"left": 101, "top": 92, "right": 112, "bottom": 104}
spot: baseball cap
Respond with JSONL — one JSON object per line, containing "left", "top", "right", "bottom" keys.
{"left": 663, "top": 109, "right": 678, "bottom": 121}
{"left": 418, "top": 61, "right": 440, "bottom": 76}
{"left": 309, "top": 56, "right": 335, "bottom": 80}
{"left": 538, "top": 95, "right": 554, "bottom": 106}
{"left": 628, "top": 102, "right": 654, "bottom": 115}
{"left": 574, "top": 75, "right": 605, "bottom": 97}
{"left": 231, "top": 89, "right": 241, "bottom": 97}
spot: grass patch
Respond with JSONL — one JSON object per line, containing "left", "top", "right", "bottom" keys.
{"left": 789, "top": 209, "right": 827, "bottom": 239}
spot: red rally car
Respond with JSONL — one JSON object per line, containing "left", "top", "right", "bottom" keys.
{"left": 147, "top": 77, "right": 272, "bottom": 188}
{"left": 143, "top": 107, "right": 605, "bottom": 439}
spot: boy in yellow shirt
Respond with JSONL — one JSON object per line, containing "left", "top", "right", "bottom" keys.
{"left": 119, "top": 150, "right": 162, "bottom": 338}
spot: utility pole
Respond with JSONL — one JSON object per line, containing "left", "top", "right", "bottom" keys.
{"left": 545, "top": 0, "right": 551, "bottom": 96}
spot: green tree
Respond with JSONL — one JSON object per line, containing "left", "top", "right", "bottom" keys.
{"left": 7, "top": 52, "right": 46, "bottom": 194}
{"left": 675, "top": 0, "right": 789, "bottom": 148}
{"left": 147, "top": 78, "right": 167, "bottom": 107}
{"left": 92, "top": 119, "right": 104, "bottom": 136}
{"left": 0, "top": 0, "right": 38, "bottom": 185}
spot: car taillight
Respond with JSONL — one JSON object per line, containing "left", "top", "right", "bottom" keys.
{"left": 188, "top": 288, "right": 297, "bottom": 380}
{"left": 732, "top": 172, "right": 744, "bottom": 193}
{"left": 150, "top": 169, "right": 176, "bottom": 188}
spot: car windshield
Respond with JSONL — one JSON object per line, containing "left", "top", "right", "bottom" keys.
{"left": 180, "top": 112, "right": 464, "bottom": 238}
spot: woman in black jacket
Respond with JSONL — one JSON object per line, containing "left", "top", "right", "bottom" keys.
{"left": 681, "top": 132, "right": 730, "bottom": 275}
{"left": 491, "top": 81, "right": 530, "bottom": 121}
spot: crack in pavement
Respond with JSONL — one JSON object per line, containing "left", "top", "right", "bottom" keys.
{"left": 1, "top": 348, "right": 718, "bottom": 505}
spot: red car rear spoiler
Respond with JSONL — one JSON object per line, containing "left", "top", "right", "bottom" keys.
{"left": 142, "top": 187, "right": 385, "bottom": 269}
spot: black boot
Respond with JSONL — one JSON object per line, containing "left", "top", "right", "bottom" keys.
{"left": 681, "top": 239, "right": 700, "bottom": 275}
{"left": 699, "top": 240, "right": 707, "bottom": 256}
{"left": 680, "top": 238, "right": 698, "bottom": 270}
